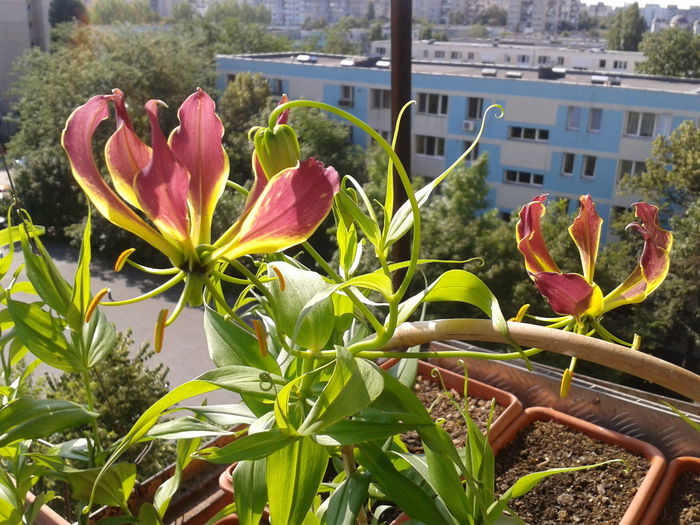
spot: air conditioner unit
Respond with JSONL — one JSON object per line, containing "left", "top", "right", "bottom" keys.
{"left": 463, "top": 120, "right": 476, "bottom": 132}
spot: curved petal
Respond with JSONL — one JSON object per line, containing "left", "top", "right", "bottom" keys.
{"left": 104, "top": 89, "right": 152, "bottom": 210}
{"left": 211, "top": 152, "right": 268, "bottom": 251}
{"left": 516, "top": 194, "right": 560, "bottom": 275}
{"left": 214, "top": 158, "right": 340, "bottom": 261}
{"left": 61, "top": 95, "right": 180, "bottom": 262}
{"left": 169, "top": 89, "right": 229, "bottom": 244}
{"left": 534, "top": 272, "right": 603, "bottom": 319}
{"left": 603, "top": 203, "right": 672, "bottom": 312}
{"left": 134, "top": 100, "right": 191, "bottom": 247}
{"left": 568, "top": 195, "right": 603, "bottom": 284}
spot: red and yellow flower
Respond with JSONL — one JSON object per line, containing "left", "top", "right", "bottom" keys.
{"left": 62, "top": 89, "right": 339, "bottom": 341}
{"left": 516, "top": 194, "right": 672, "bottom": 321}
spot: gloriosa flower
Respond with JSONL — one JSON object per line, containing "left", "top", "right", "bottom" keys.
{"left": 62, "top": 89, "right": 339, "bottom": 334}
{"left": 516, "top": 194, "right": 672, "bottom": 321}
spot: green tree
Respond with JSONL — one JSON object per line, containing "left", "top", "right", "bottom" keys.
{"left": 467, "top": 24, "right": 489, "bottom": 38}
{"left": 49, "top": 0, "right": 88, "bottom": 26}
{"left": 218, "top": 73, "right": 273, "bottom": 183}
{"left": 637, "top": 28, "right": 700, "bottom": 78}
{"left": 90, "top": 0, "right": 160, "bottom": 24}
{"left": 603, "top": 120, "right": 700, "bottom": 370}
{"left": 606, "top": 2, "right": 646, "bottom": 51}
{"left": 475, "top": 6, "right": 507, "bottom": 26}
{"left": 35, "top": 331, "right": 174, "bottom": 518}
{"left": 323, "top": 27, "right": 360, "bottom": 54}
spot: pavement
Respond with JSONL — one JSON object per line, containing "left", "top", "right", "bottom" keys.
{"left": 15, "top": 242, "right": 236, "bottom": 405}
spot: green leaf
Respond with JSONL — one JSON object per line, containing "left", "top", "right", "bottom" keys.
{"left": 61, "top": 463, "right": 136, "bottom": 508}
{"left": 336, "top": 188, "right": 380, "bottom": 247}
{"left": 267, "top": 436, "right": 327, "bottom": 525}
{"left": 195, "top": 430, "right": 291, "bottom": 463}
{"left": 267, "top": 262, "right": 334, "bottom": 351}
{"left": 488, "top": 460, "right": 623, "bottom": 521}
{"left": 146, "top": 416, "right": 231, "bottom": 440}
{"left": 326, "top": 470, "right": 371, "bottom": 525}
{"left": 67, "top": 212, "right": 92, "bottom": 331}
{"left": 356, "top": 442, "right": 451, "bottom": 525}
{"left": 397, "top": 269, "right": 525, "bottom": 363}
{"left": 204, "top": 306, "right": 280, "bottom": 373}
{"left": 21, "top": 226, "right": 72, "bottom": 316}
{"left": 178, "top": 403, "right": 257, "bottom": 427}
{"left": 0, "top": 470, "right": 22, "bottom": 524}
{"left": 0, "top": 398, "right": 97, "bottom": 447}
{"left": 154, "top": 437, "right": 201, "bottom": 516}
{"left": 423, "top": 427, "right": 471, "bottom": 523}
{"left": 0, "top": 224, "right": 44, "bottom": 247}
{"left": 90, "top": 366, "right": 286, "bottom": 508}
{"left": 386, "top": 178, "right": 441, "bottom": 247}
{"left": 319, "top": 420, "right": 424, "bottom": 446}
{"left": 299, "top": 350, "right": 384, "bottom": 435}
{"left": 233, "top": 459, "right": 268, "bottom": 525}
{"left": 7, "top": 299, "right": 82, "bottom": 372}
{"left": 82, "top": 308, "right": 117, "bottom": 368}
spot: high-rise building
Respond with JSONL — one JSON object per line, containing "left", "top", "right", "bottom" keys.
{"left": 507, "top": 0, "right": 580, "bottom": 33}
{"left": 0, "top": 0, "right": 50, "bottom": 139}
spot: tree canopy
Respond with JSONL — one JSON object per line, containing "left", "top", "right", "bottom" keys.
{"left": 637, "top": 28, "right": 700, "bottom": 78}
{"left": 90, "top": 0, "right": 160, "bottom": 24}
{"left": 49, "top": 0, "right": 88, "bottom": 26}
{"left": 606, "top": 2, "right": 646, "bottom": 51}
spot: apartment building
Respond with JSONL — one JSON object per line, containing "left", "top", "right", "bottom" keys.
{"left": 370, "top": 40, "right": 643, "bottom": 74}
{"left": 0, "top": 0, "right": 50, "bottom": 139}
{"left": 216, "top": 52, "right": 700, "bottom": 240}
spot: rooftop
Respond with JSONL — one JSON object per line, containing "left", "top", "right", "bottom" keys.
{"left": 220, "top": 52, "right": 700, "bottom": 95}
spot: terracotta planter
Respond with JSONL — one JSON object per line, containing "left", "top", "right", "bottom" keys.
{"left": 24, "top": 492, "right": 70, "bottom": 525}
{"left": 639, "top": 455, "right": 700, "bottom": 525}
{"left": 491, "top": 406, "right": 667, "bottom": 525}
{"left": 380, "top": 359, "right": 523, "bottom": 442}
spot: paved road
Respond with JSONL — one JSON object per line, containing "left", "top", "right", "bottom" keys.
{"left": 18, "top": 243, "right": 235, "bottom": 405}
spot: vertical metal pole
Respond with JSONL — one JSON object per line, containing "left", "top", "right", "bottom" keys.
{"left": 391, "top": 0, "right": 411, "bottom": 283}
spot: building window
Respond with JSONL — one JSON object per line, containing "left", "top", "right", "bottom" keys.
{"left": 467, "top": 52, "right": 475, "bottom": 60}
{"left": 508, "top": 126, "right": 549, "bottom": 142}
{"left": 613, "top": 60, "right": 627, "bottom": 69}
{"left": 557, "top": 56, "right": 565, "bottom": 65}
{"left": 617, "top": 159, "right": 646, "bottom": 182}
{"left": 416, "top": 135, "right": 445, "bottom": 157}
{"left": 434, "top": 50, "right": 445, "bottom": 58}
{"left": 339, "top": 85, "right": 354, "bottom": 107}
{"left": 422, "top": 50, "right": 429, "bottom": 58}
{"left": 370, "top": 88, "right": 391, "bottom": 109}
{"left": 376, "top": 46, "right": 386, "bottom": 55}
{"left": 451, "top": 51, "right": 462, "bottom": 59}
{"left": 598, "top": 59, "right": 606, "bottom": 68}
{"left": 582, "top": 155, "right": 597, "bottom": 178}
{"left": 537, "top": 55, "right": 551, "bottom": 64}
{"left": 517, "top": 54, "right": 529, "bottom": 64}
{"left": 561, "top": 153, "right": 575, "bottom": 175}
{"left": 625, "top": 111, "right": 656, "bottom": 137}
{"left": 504, "top": 169, "right": 544, "bottom": 186}
{"left": 269, "top": 78, "right": 283, "bottom": 95}
{"left": 588, "top": 108, "right": 602, "bottom": 132}
{"left": 466, "top": 97, "right": 483, "bottom": 120}
{"left": 504, "top": 55, "right": 511, "bottom": 63}
{"left": 463, "top": 141, "right": 479, "bottom": 161}
{"left": 566, "top": 106, "right": 581, "bottom": 130}
{"left": 418, "top": 93, "right": 448, "bottom": 115}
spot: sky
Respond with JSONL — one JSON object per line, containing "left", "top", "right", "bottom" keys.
{"left": 581, "top": 0, "right": 697, "bottom": 7}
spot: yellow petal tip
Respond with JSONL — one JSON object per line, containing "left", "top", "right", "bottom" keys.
{"left": 560, "top": 369, "right": 573, "bottom": 399}
{"left": 155, "top": 309, "right": 168, "bottom": 353}
{"left": 115, "top": 248, "right": 136, "bottom": 272}
{"left": 85, "top": 288, "right": 110, "bottom": 323}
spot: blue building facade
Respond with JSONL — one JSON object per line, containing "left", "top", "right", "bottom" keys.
{"left": 217, "top": 53, "right": 700, "bottom": 240}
